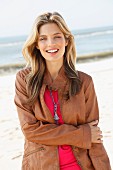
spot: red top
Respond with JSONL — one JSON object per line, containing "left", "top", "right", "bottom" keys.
{"left": 44, "top": 88, "right": 81, "bottom": 170}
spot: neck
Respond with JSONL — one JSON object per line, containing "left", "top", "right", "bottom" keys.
{"left": 46, "top": 61, "right": 63, "bottom": 81}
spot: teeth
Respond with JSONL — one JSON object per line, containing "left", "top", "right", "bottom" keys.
{"left": 47, "top": 49, "right": 58, "bottom": 53}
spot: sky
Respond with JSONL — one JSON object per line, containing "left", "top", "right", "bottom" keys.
{"left": 0, "top": 0, "right": 113, "bottom": 37}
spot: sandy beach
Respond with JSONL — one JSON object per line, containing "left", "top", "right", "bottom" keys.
{"left": 0, "top": 57, "right": 113, "bottom": 170}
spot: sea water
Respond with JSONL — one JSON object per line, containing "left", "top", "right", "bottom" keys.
{"left": 0, "top": 26, "right": 113, "bottom": 67}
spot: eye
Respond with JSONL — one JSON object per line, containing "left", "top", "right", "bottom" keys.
{"left": 39, "top": 37, "right": 46, "bottom": 41}
{"left": 54, "top": 36, "right": 61, "bottom": 39}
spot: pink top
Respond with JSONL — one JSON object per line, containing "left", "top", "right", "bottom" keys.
{"left": 44, "top": 88, "right": 81, "bottom": 170}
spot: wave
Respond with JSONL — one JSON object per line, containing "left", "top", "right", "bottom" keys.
{"left": 0, "top": 62, "right": 26, "bottom": 75}
{"left": 0, "top": 41, "right": 24, "bottom": 48}
{"left": 0, "top": 62, "right": 26, "bottom": 68}
{"left": 77, "top": 50, "right": 113, "bottom": 60}
{"left": 0, "top": 50, "right": 113, "bottom": 68}
{"left": 75, "top": 30, "right": 113, "bottom": 39}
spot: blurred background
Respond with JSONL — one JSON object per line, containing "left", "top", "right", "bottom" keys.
{"left": 0, "top": 0, "right": 113, "bottom": 169}
{"left": 0, "top": 0, "right": 113, "bottom": 68}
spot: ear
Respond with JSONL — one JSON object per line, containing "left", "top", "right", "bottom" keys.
{"left": 65, "top": 39, "right": 68, "bottom": 47}
{"left": 36, "top": 45, "right": 39, "bottom": 49}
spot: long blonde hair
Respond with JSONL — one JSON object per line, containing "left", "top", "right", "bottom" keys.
{"left": 22, "top": 12, "right": 81, "bottom": 104}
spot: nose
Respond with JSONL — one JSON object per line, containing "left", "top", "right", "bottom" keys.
{"left": 47, "top": 38, "right": 55, "bottom": 46}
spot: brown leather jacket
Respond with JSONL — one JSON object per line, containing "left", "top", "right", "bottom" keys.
{"left": 14, "top": 67, "right": 111, "bottom": 170}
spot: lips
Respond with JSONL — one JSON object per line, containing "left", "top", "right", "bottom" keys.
{"left": 46, "top": 49, "right": 59, "bottom": 53}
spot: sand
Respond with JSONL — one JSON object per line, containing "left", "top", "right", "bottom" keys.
{"left": 0, "top": 57, "right": 113, "bottom": 170}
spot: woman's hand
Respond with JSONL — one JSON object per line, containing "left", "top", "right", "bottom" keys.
{"left": 88, "top": 120, "right": 103, "bottom": 143}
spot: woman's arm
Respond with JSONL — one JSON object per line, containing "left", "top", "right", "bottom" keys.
{"left": 85, "top": 78, "right": 111, "bottom": 169}
{"left": 14, "top": 70, "right": 91, "bottom": 149}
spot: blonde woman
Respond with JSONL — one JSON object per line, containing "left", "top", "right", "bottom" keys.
{"left": 14, "top": 12, "right": 111, "bottom": 170}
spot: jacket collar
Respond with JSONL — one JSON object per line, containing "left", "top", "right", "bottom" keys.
{"left": 43, "top": 66, "right": 68, "bottom": 91}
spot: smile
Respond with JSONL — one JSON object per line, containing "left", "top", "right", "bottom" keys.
{"left": 46, "top": 49, "right": 59, "bottom": 53}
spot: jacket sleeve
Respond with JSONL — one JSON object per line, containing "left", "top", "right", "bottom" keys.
{"left": 14, "top": 70, "right": 91, "bottom": 149}
{"left": 85, "top": 78, "right": 111, "bottom": 170}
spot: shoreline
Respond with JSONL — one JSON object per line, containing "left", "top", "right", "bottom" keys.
{"left": 0, "top": 55, "right": 113, "bottom": 77}
{"left": 0, "top": 52, "right": 113, "bottom": 71}
{"left": 77, "top": 51, "right": 113, "bottom": 60}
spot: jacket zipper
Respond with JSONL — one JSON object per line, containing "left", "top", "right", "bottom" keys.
{"left": 24, "top": 147, "right": 45, "bottom": 158}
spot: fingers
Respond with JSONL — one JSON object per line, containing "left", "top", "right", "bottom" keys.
{"left": 96, "top": 126, "right": 101, "bottom": 132}
{"left": 97, "top": 133, "right": 103, "bottom": 142}
{"left": 96, "top": 134, "right": 103, "bottom": 143}
{"left": 93, "top": 130, "right": 103, "bottom": 143}
{"left": 88, "top": 121, "right": 103, "bottom": 143}
{"left": 88, "top": 120, "right": 98, "bottom": 126}
{"left": 91, "top": 133, "right": 103, "bottom": 144}
{"left": 96, "top": 138, "right": 103, "bottom": 143}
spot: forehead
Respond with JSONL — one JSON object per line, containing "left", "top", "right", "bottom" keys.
{"left": 39, "top": 23, "right": 63, "bottom": 36}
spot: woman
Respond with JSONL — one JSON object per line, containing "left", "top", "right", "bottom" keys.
{"left": 14, "top": 12, "right": 111, "bottom": 170}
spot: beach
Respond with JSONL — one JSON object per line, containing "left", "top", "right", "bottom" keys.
{"left": 0, "top": 57, "right": 113, "bottom": 170}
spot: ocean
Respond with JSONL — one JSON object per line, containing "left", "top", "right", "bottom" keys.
{"left": 0, "top": 25, "right": 113, "bottom": 67}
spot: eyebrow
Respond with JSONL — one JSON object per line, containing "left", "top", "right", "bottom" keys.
{"left": 39, "top": 33, "right": 62, "bottom": 37}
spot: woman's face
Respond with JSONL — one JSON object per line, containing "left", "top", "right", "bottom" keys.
{"left": 37, "top": 23, "right": 68, "bottom": 64}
